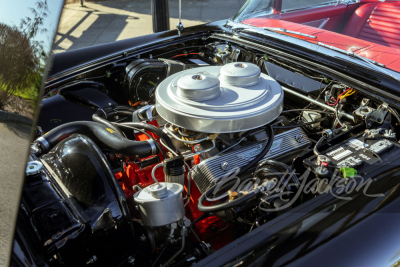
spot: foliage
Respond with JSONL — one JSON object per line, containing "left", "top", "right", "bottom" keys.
{"left": 20, "top": 0, "right": 49, "bottom": 40}
{"left": 0, "top": 24, "right": 38, "bottom": 109}
{"left": 0, "top": 1, "right": 49, "bottom": 110}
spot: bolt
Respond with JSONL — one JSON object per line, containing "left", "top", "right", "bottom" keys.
{"left": 127, "top": 256, "right": 135, "bottom": 265}
{"left": 295, "top": 134, "right": 303, "bottom": 142}
{"left": 221, "top": 162, "right": 229, "bottom": 171}
{"left": 140, "top": 234, "right": 146, "bottom": 242}
{"left": 86, "top": 255, "right": 97, "bottom": 265}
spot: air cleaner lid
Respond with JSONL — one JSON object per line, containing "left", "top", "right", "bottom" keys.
{"left": 177, "top": 74, "right": 220, "bottom": 101}
{"left": 155, "top": 62, "right": 283, "bottom": 133}
{"left": 220, "top": 62, "right": 261, "bottom": 86}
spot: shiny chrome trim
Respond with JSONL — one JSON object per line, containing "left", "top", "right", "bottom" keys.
{"left": 36, "top": 137, "right": 51, "bottom": 152}
{"left": 192, "top": 128, "right": 310, "bottom": 194}
{"left": 281, "top": 1, "right": 342, "bottom": 14}
{"left": 164, "top": 126, "right": 210, "bottom": 144}
{"left": 148, "top": 138, "right": 158, "bottom": 155}
{"left": 263, "top": 27, "right": 317, "bottom": 38}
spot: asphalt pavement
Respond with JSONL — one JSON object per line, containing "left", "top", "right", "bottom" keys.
{"left": 0, "top": 122, "right": 31, "bottom": 267}
{"left": 54, "top": 0, "right": 247, "bottom": 53}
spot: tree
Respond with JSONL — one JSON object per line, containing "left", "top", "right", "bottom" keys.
{"left": 0, "top": 23, "right": 38, "bottom": 109}
{"left": 20, "top": 0, "right": 50, "bottom": 103}
{"left": 0, "top": 0, "right": 49, "bottom": 110}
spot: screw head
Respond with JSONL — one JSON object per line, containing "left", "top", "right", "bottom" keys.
{"left": 140, "top": 234, "right": 146, "bottom": 242}
{"left": 127, "top": 256, "right": 135, "bottom": 264}
{"left": 295, "top": 134, "right": 303, "bottom": 142}
{"left": 221, "top": 162, "right": 229, "bottom": 171}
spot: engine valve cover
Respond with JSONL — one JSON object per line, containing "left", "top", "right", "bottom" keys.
{"left": 192, "top": 128, "right": 310, "bottom": 194}
{"left": 155, "top": 62, "right": 283, "bottom": 133}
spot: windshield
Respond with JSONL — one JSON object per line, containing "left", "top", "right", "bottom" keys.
{"left": 232, "top": 0, "right": 341, "bottom": 22}
{"left": 231, "top": 0, "right": 400, "bottom": 74}
{"left": 232, "top": 0, "right": 274, "bottom": 22}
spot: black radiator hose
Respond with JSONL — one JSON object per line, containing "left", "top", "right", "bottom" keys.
{"left": 119, "top": 122, "right": 179, "bottom": 154}
{"left": 238, "top": 124, "right": 274, "bottom": 176}
{"left": 92, "top": 113, "right": 124, "bottom": 136}
{"left": 94, "top": 106, "right": 178, "bottom": 154}
{"left": 197, "top": 124, "right": 274, "bottom": 213}
{"left": 94, "top": 105, "right": 134, "bottom": 118}
{"left": 35, "top": 121, "right": 157, "bottom": 157}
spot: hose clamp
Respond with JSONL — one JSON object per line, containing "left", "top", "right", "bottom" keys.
{"left": 98, "top": 108, "right": 107, "bottom": 118}
{"left": 322, "top": 129, "right": 333, "bottom": 140}
{"left": 147, "top": 138, "right": 157, "bottom": 155}
{"left": 36, "top": 136, "right": 51, "bottom": 153}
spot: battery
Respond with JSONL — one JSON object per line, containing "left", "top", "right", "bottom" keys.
{"left": 305, "top": 132, "right": 400, "bottom": 176}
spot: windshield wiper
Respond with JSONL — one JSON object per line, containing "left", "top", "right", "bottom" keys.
{"left": 232, "top": 26, "right": 317, "bottom": 39}
{"left": 229, "top": 22, "right": 400, "bottom": 83}
{"left": 263, "top": 27, "right": 317, "bottom": 39}
{"left": 317, "top": 42, "right": 400, "bottom": 83}
{"left": 317, "top": 42, "right": 385, "bottom": 67}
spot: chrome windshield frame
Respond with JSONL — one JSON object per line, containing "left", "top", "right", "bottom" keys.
{"left": 232, "top": 0, "right": 360, "bottom": 22}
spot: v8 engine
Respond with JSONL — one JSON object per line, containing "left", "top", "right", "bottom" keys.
{"left": 25, "top": 47, "right": 400, "bottom": 266}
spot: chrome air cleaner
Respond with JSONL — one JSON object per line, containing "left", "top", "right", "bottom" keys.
{"left": 155, "top": 62, "right": 283, "bottom": 133}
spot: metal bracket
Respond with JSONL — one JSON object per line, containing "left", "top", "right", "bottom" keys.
{"left": 215, "top": 47, "right": 241, "bottom": 64}
{"left": 354, "top": 99, "right": 389, "bottom": 128}
{"left": 366, "top": 103, "right": 389, "bottom": 127}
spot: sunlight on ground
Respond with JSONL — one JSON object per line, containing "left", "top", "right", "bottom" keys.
{"left": 54, "top": 0, "right": 243, "bottom": 53}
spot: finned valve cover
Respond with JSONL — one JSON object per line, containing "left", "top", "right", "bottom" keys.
{"left": 155, "top": 62, "right": 283, "bottom": 133}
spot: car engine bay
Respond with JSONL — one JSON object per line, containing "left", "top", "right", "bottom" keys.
{"left": 21, "top": 39, "right": 400, "bottom": 266}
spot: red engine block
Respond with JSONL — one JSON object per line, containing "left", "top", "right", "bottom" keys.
{"left": 114, "top": 121, "right": 232, "bottom": 250}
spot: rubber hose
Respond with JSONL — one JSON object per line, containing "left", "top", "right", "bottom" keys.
{"left": 120, "top": 122, "right": 179, "bottom": 154}
{"left": 95, "top": 106, "right": 178, "bottom": 154}
{"left": 197, "top": 125, "right": 274, "bottom": 213}
{"left": 92, "top": 113, "right": 124, "bottom": 136}
{"left": 313, "top": 135, "right": 327, "bottom": 156}
{"left": 255, "top": 159, "right": 300, "bottom": 190}
{"left": 36, "top": 121, "right": 157, "bottom": 157}
{"left": 272, "top": 117, "right": 328, "bottom": 129}
{"left": 238, "top": 124, "right": 274, "bottom": 176}
{"left": 94, "top": 105, "right": 135, "bottom": 118}
{"left": 197, "top": 159, "right": 300, "bottom": 213}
